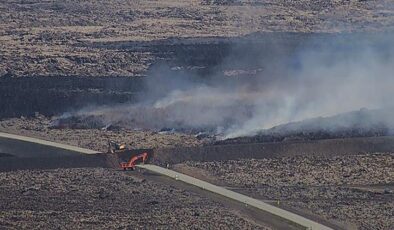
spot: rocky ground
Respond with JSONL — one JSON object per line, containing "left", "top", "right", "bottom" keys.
{"left": 0, "top": 168, "right": 265, "bottom": 229}
{"left": 2, "top": 1, "right": 394, "bottom": 229}
{"left": 182, "top": 153, "right": 394, "bottom": 229}
{"left": 0, "top": 116, "right": 204, "bottom": 152}
{"left": 1, "top": 0, "right": 394, "bottom": 77}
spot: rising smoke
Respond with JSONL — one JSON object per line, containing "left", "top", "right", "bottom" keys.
{"left": 55, "top": 33, "right": 394, "bottom": 138}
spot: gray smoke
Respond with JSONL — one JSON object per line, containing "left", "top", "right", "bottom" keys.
{"left": 55, "top": 33, "right": 394, "bottom": 138}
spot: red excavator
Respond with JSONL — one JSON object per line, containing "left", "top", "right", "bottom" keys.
{"left": 119, "top": 152, "right": 148, "bottom": 170}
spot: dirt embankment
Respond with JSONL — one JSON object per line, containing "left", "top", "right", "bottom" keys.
{"left": 154, "top": 136, "right": 394, "bottom": 164}
{"left": 0, "top": 77, "right": 143, "bottom": 118}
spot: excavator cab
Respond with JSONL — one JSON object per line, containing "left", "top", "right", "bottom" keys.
{"left": 108, "top": 141, "right": 126, "bottom": 153}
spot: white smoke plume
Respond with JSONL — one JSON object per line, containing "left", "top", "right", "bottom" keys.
{"left": 55, "top": 33, "right": 394, "bottom": 138}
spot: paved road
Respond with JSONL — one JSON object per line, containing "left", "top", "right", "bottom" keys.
{"left": 0, "top": 132, "right": 98, "bottom": 155}
{"left": 0, "top": 132, "right": 107, "bottom": 171}
{"left": 138, "top": 164, "right": 333, "bottom": 230}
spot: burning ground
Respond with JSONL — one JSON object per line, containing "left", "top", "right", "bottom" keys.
{"left": 0, "top": 116, "right": 204, "bottom": 152}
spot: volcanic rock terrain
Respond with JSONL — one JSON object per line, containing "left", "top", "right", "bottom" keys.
{"left": 2, "top": 0, "right": 393, "bottom": 77}
{"left": 181, "top": 153, "right": 394, "bottom": 229}
{"left": 2, "top": 1, "right": 394, "bottom": 229}
{"left": 0, "top": 168, "right": 265, "bottom": 229}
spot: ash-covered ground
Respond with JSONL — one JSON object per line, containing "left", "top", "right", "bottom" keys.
{"left": 180, "top": 153, "right": 394, "bottom": 229}
{"left": 0, "top": 168, "right": 265, "bottom": 229}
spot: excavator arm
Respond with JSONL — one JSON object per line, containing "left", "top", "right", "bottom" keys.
{"left": 120, "top": 152, "right": 148, "bottom": 170}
